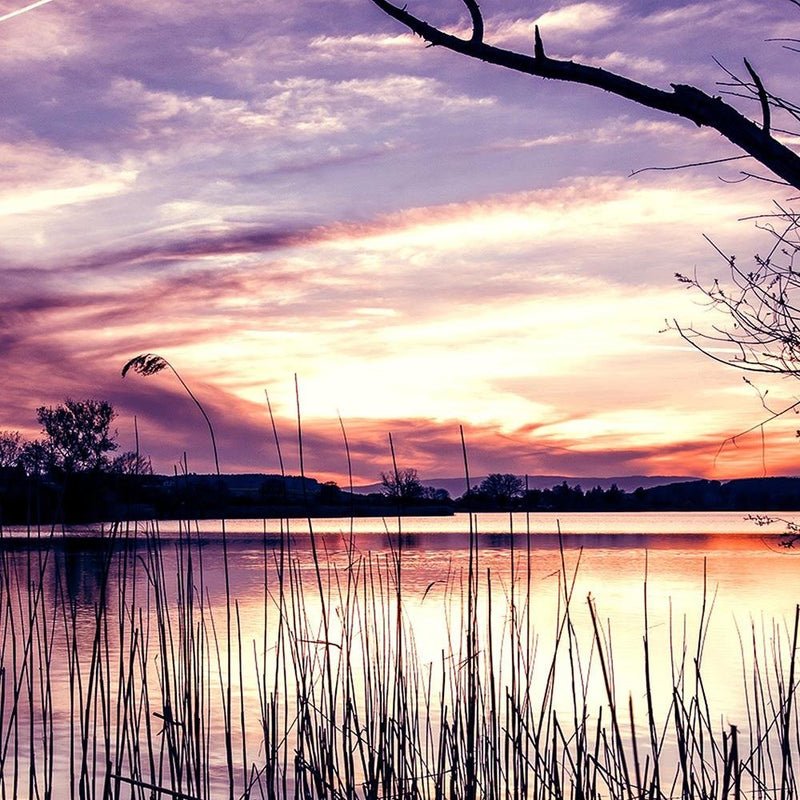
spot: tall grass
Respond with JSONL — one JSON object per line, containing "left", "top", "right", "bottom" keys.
{"left": 0, "top": 514, "right": 798, "bottom": 800}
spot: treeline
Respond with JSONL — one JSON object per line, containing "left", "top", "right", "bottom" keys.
{"left": 456, "top": 475, "right": 800, "bottom": 512}
{"left": 0, "top": 470, "right": 455, "bottom": 526}
{"left": 5, "top": 468, "right": 800, "bottom": 525}
{"left": 366, "top": 470, "right": 800, "bottom": 513}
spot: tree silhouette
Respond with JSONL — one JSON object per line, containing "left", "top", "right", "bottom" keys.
{"left": 111, "top": 450, "right": 154, "bottom": 476}
{"left": 380, "top": 467, "right": 425, "bottom": 501}
{"left": 0, "top": 431, "right": 23, "bottom": 469}
{"left": 477, "top": 473, "right": 524, "bottom": 507}
{"left": 36, "top": 399, "right": 118, "bottom": 473}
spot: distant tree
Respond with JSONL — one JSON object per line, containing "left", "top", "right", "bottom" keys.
{"left": 477, "top": 473, "right": 524, "bottom": 507}
{"left": 318, "top": 480, "right": 343, "bottom": 504}
{"left": 585, "top": 486, "right": 605, "bottom": 504}
{"left": 0, "top": 431, "right": 24, "bottom": 469}
{"left": 521, "top": 487, "right": 543, "bottom": 510}
{"left": 421, "top": 486, "right": 451, "bottom": 503}
{"left": 603, "top": 483, "right": 625, "bottom": 509}
{"left": 111, "top": 450, "right": 154, "bottom": 476}
{"left": 260, "top": 477, "right": 287, "bottom": 503}
{"left": 545, "top": 481, "right": 585, "bottom": 511}
{"left": 36, "top": 399, "right": 118, "bottom": 473}
{"left": 380, "top": 467, "right": 425, "bottom": 501}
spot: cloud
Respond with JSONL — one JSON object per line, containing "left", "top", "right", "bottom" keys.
{"left": 580, "top": 51, "right": 668, "bottom": 79}
{"left": 8, "top": 170, "right": 755, "bottom": 279}
{"left": 0, "top": 171, "right": 779, "bottom": 446}
{"left": 533, "top": 2, "right": 621, "bottom": 35}
{"left": 110, "top": 397, "right": 727, "bottom": 485}
{"left": 0, "top": 140, "right": 137, "bottom": 219}
{"left": 461, "top": 115, "right": 696, "bottom": 155}
{"left": 100, "top": 73, "right": 495, "bottom": 154}
{"left": 2, "top": 315, "right": 796, "bottom": 485}
{"left": 308, "top": 32, "right": 421, "bottom": 58}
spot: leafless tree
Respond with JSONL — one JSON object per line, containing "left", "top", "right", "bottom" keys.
{"left": 368, "top": 0, "right": 800, "bottom": 189}
{"left": 668, "top": 202, "right": 800, "bottom": 470}
{"left": 380, "top": 467, "right": 425, "bottom": 500}
{"left": 674, "top": 206, "right": 800, "bottom": 378}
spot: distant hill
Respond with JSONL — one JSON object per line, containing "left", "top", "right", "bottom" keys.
{"left": 353, "top": 474, "right": 700, "bottom": 498}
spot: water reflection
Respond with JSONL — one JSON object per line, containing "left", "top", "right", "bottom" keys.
{"left": 2, "top": 513, "right": 796, "bottom": 613}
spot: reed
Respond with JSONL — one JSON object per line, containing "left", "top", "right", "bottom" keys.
{"left": 0, "top": 513, "right": 798, "bottom": 799}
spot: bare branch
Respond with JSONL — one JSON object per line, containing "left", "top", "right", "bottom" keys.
{"left": 726, "top": 171, "right": 792, "bottom": 186}
{"left": 368, "top": 0, "right": 800, "bottom": 188}
{"left": 743, "top": 58, "right": 772, "bottom": 135}
{"left": 461, "top": 0, "right": 483, "bottom": 43}
{"left": 714, "top": 392, "right": 800, "bottom": 467}
{"left": 533, "top": 24, "right": 544, "bottom": 60}
{"left": 628, "top": 155, "right": 750, "bottom": 179}
{"left": 672, "top": 210, "right": 800, "bottom": 383}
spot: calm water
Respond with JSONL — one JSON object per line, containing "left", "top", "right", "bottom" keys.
{"left": 3, "top": 511, "right": 800, "bottom": 798}
{"left": 21, "top": 509, "right": 800, "bottom": 626}
{"left": 8, "top": 511, "right": 800, "bottom": 689}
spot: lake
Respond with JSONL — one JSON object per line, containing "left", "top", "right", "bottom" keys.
{"left": 2, "top": 511, "right": 799, "bottom": 799}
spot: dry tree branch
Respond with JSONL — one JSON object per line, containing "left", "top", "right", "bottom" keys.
{"left": 368, "top": 0, "right": 800, "bottom": 188}
{"left": 743, "top": 58, "right": 771, "bottom": 135}
{"left": 671, "top": 208, "right": 800, "bottom": 381}
{"left": 462, "top": 0, "right": 483, "bottom": 43}
{"left": 628, "top": 156, "right": 751, "bottom": 179}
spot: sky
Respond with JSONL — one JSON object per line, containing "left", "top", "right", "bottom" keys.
{"left": 1, "top": 0, "right": 799, "bottom": 486}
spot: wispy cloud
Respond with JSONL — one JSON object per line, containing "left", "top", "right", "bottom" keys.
{"left": 534, "top": 2, "right": 621, "bottom": 35}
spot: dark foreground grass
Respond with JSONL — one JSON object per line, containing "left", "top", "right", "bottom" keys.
{"left": 0, "top": 518, "right": 798, "bottom": 800}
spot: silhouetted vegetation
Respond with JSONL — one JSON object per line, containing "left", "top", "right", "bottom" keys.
{"left": 0, "top": 468, "right": 459, "bottom": 525}
{"left": 0, "top": 399, "right": 459, "bottom": 522}
{"left": 379, "top": 466, "right": 425, "bottom": 502}
{"left": 458, "top": 477, "right": 800, "bottom": 512}
{"left": 5, "top": 467, "right": 800, "bottom": 525}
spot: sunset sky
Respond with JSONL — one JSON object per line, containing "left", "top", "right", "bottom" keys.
{"left": 1, "top": 0, "right": 799, "bottom": 485}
